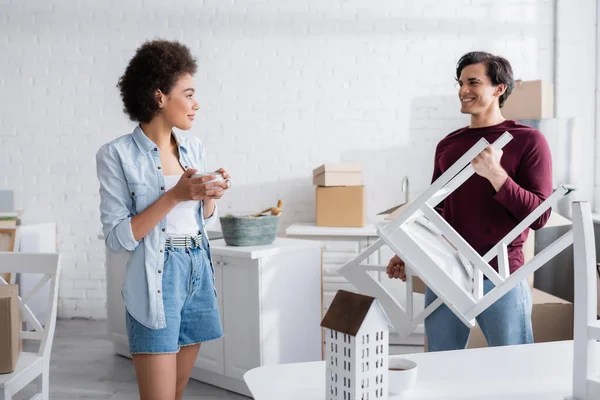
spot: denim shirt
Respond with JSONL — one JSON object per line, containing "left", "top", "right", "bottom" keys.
{"left": 96, "top": 125, "right": 218, "bottom": 330}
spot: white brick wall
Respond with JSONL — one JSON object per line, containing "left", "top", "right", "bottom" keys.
{"left": 0, "top": 0, "right": 569, "bottom": 319}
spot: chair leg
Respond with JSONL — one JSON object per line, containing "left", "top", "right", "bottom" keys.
{"left": 0, "top": 387, "right": 12, "bottom": 400}
{"left": 41, "top": 368, "right": 49, "bottom": 400}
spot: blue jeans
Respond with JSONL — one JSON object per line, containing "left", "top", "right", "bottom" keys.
{"left": 424, "top": 279, "right": 533, "bottom": 351}
{"left": 125, "top": 245, "right": 223, "bottom": 355}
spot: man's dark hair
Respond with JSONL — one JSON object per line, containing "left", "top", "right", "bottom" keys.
{"left": 455, "top": 51, "right": 515, "bottom": 108}
{"left": 117, "top": 39, "right": 197, "bottom": 123}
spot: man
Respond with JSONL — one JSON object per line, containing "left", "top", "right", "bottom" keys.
{"left": 387, "top": 51, "right": 553, "bottom": 351}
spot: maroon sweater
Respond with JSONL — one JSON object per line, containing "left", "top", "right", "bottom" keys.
{"left": 432, "top": 120, "right": 553, "bottom": 274}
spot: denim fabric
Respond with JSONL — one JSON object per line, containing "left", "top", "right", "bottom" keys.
{"left": 126, "top": 245, "right": 223, "bottom": 354}
{"left": 424, "top": 279, "right": 533, "bottom": 351}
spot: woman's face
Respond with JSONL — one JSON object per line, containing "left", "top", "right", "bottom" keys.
{"left": 160, "top": 73, "right": 199, "bottom": 130}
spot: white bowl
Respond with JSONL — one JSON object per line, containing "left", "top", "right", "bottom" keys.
{"left": 388, "top": 357, "right": 418, "bottom": 395}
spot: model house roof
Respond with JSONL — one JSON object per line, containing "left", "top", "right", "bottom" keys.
{"left": 320, "top": 290, "right": 387, "bottom": 336}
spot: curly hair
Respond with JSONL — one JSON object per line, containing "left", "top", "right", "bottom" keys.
{"left": 455, "top": 51, "right": 515, "bottom": 108}
{"left": 117, "top": 39, "right": 197, "bottom": 123}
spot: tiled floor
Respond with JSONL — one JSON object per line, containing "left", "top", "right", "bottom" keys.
{"left": 13, "top": 319, "right": 423, "bottom": 399}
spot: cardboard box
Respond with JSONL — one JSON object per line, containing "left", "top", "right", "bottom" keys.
{"left": 0, "top": 284, "right": 21, "bottom": 374}
{"left": 502, "top": 80, "right": 554, "bottom": 120}
{"left": 312, "top": 164, "right": 362, "bottom": 187}
{"left": 467, "top": 288, "right": 573, "bottom": 348}
{"left": 316, "top": 186, "right": 365, "bottom": 227}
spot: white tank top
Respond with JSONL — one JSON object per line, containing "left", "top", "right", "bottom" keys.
{"left": 163, "top": 175, "right": 201, "bottom": 236}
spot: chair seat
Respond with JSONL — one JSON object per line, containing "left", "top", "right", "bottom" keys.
{"left": 0, "top": 352, "right": 43, "bottom": 390}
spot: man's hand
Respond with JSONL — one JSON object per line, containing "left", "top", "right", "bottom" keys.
{"left": 471, "top": 145, "right": 508, "bottom": 192}
{"left": 386, "top": 255, "right": 406, "bottom": 282}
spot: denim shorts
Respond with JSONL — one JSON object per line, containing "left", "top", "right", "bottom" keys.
{"left": 126, "top": 245, "right": 224, "bottom": 355}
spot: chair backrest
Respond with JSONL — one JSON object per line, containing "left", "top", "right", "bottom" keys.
{"left": 0, "top": 252, "right": 61, "bottom": 359}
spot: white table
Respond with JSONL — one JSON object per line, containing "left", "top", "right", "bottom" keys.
{"left": 245, "top": 341, "right": 591, "bottom": 400}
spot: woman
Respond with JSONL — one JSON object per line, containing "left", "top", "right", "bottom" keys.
{"left": 96, "top": 39, "right": 230, "bottom": 400}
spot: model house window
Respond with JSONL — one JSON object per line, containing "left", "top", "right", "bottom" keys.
{"left": 380, "top": 374, "right": 383, "bottom": 384}
{"left": 349, "top": 348, "right": 351, "bottom": 357}
{"left": 335, "top": 357, "right": 338, "bottom": 366}
{"left": 331, "top": 356, "right": 333, "bottom": 365}
{"left": 362, "top": 349, "right": 365, "bottom": 358}
{"left": 331, "top": 342, "right": 334, "bottom": 352}
{"left": 349, "top": 336, "right": 351, "bottom": 344}
{"left": 344, "top": 334, "right": 346, "bottom": 343}
{"left": 344, "top": 391, "right": 347, "bottom": 400}
{"left": 380, "top": 331, "right": 383, "bottom": 338}
{"left": 366, "top": 361, "right": 369, "bottom": 371}
{"left": 335, "top": 387, "right": 337, "bottom": 396}
{"left": 380, "top": 388, "right": 383, "bottom": 396}
{"left": 349, "top": 361, "right": 351, "bottom": 371}
{"left": 336, "top": 343, "right": 338, "bottom": 352}
{"left": 367, "top": 334, "right": 369, "bottom": 344}
{"left": 376, "top": 332, "right": 379, "bottom": 341}
{"left": 344, "top": 347, "right": 347, "bottom": 357}
{"left": 331, "top": 330, "right": 333, "bottom": 339}
{"left": 366, "top": 348, "right": 369, "bottom": 357}
{"left": 344, "top": 377, "right": 347, "bottom": 387}
{"left": 380, "top": 344, "right": 383, "bottom": 352}
{"left": 335, "top": 331, "right": 338, "bottom": 340}
{"left": 344, "top": 360, "right": 347, "bottom": 370}
{"left": 376, "top": 375, "right": 379, "bottom": 384}
{"left": 362, "top": 335, "right": 365, "bottom": 344}
{"left": 376, "top": 360, "right": 379, "bottom": 368}
{"left": 335, "top": 373, "right": 338, "bottom": 382}
{"left": 376, "top": 346, "right": 379, "bottom": 355}
{"left": 348, "top": 378, "right": 351, "bottom": 388}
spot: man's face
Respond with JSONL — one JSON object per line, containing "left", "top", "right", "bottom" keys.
{"left": 457, "top": 63, "right": 501, "bottom": 116}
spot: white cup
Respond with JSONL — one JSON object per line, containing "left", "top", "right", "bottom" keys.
{"left": 388, "top": 357, "right": 418, "bottom": 395}
{"left": 192, "top": 172, "right": 231, "bottom": 188}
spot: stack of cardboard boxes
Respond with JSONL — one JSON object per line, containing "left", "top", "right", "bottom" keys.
{"left": 313, "top": 164, "right": 365, "bottom": 227}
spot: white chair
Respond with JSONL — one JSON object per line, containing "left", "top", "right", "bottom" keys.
{"left": 570, "top": 202, "right": 600, "bottom": 400}
{"left": 0, "top": 252, "right": 61, "bottom": 400}
{"left": 339, "top": 132, "right": 572, "bottom": 338}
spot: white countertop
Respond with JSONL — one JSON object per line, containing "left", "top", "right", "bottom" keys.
{"left": 285, "top": 222, "right": 389, "bottom": 237}
{"left": 208, "top": 237, "right": 322, "bottom": 259}
{"left": 98, "top": 234, "right": 322, "bottom": 259}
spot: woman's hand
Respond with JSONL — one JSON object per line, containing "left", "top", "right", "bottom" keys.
{"left": 169, "top": 168, "right": 223, "bottom": 202}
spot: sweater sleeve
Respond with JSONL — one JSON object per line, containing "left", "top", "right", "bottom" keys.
{"left": 492, "top": 131, "right": 553, "bottom": 230}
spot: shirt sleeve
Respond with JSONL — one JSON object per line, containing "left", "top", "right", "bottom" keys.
{"left": 96, "top": 144, "right": 140, "bottom": 253}
{"left": 493, "top": 131, "right": 553, "bottom": 230}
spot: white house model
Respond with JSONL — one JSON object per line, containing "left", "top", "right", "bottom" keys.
{"left": 321, "top": 290, "right": 393, "bottom": 400}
